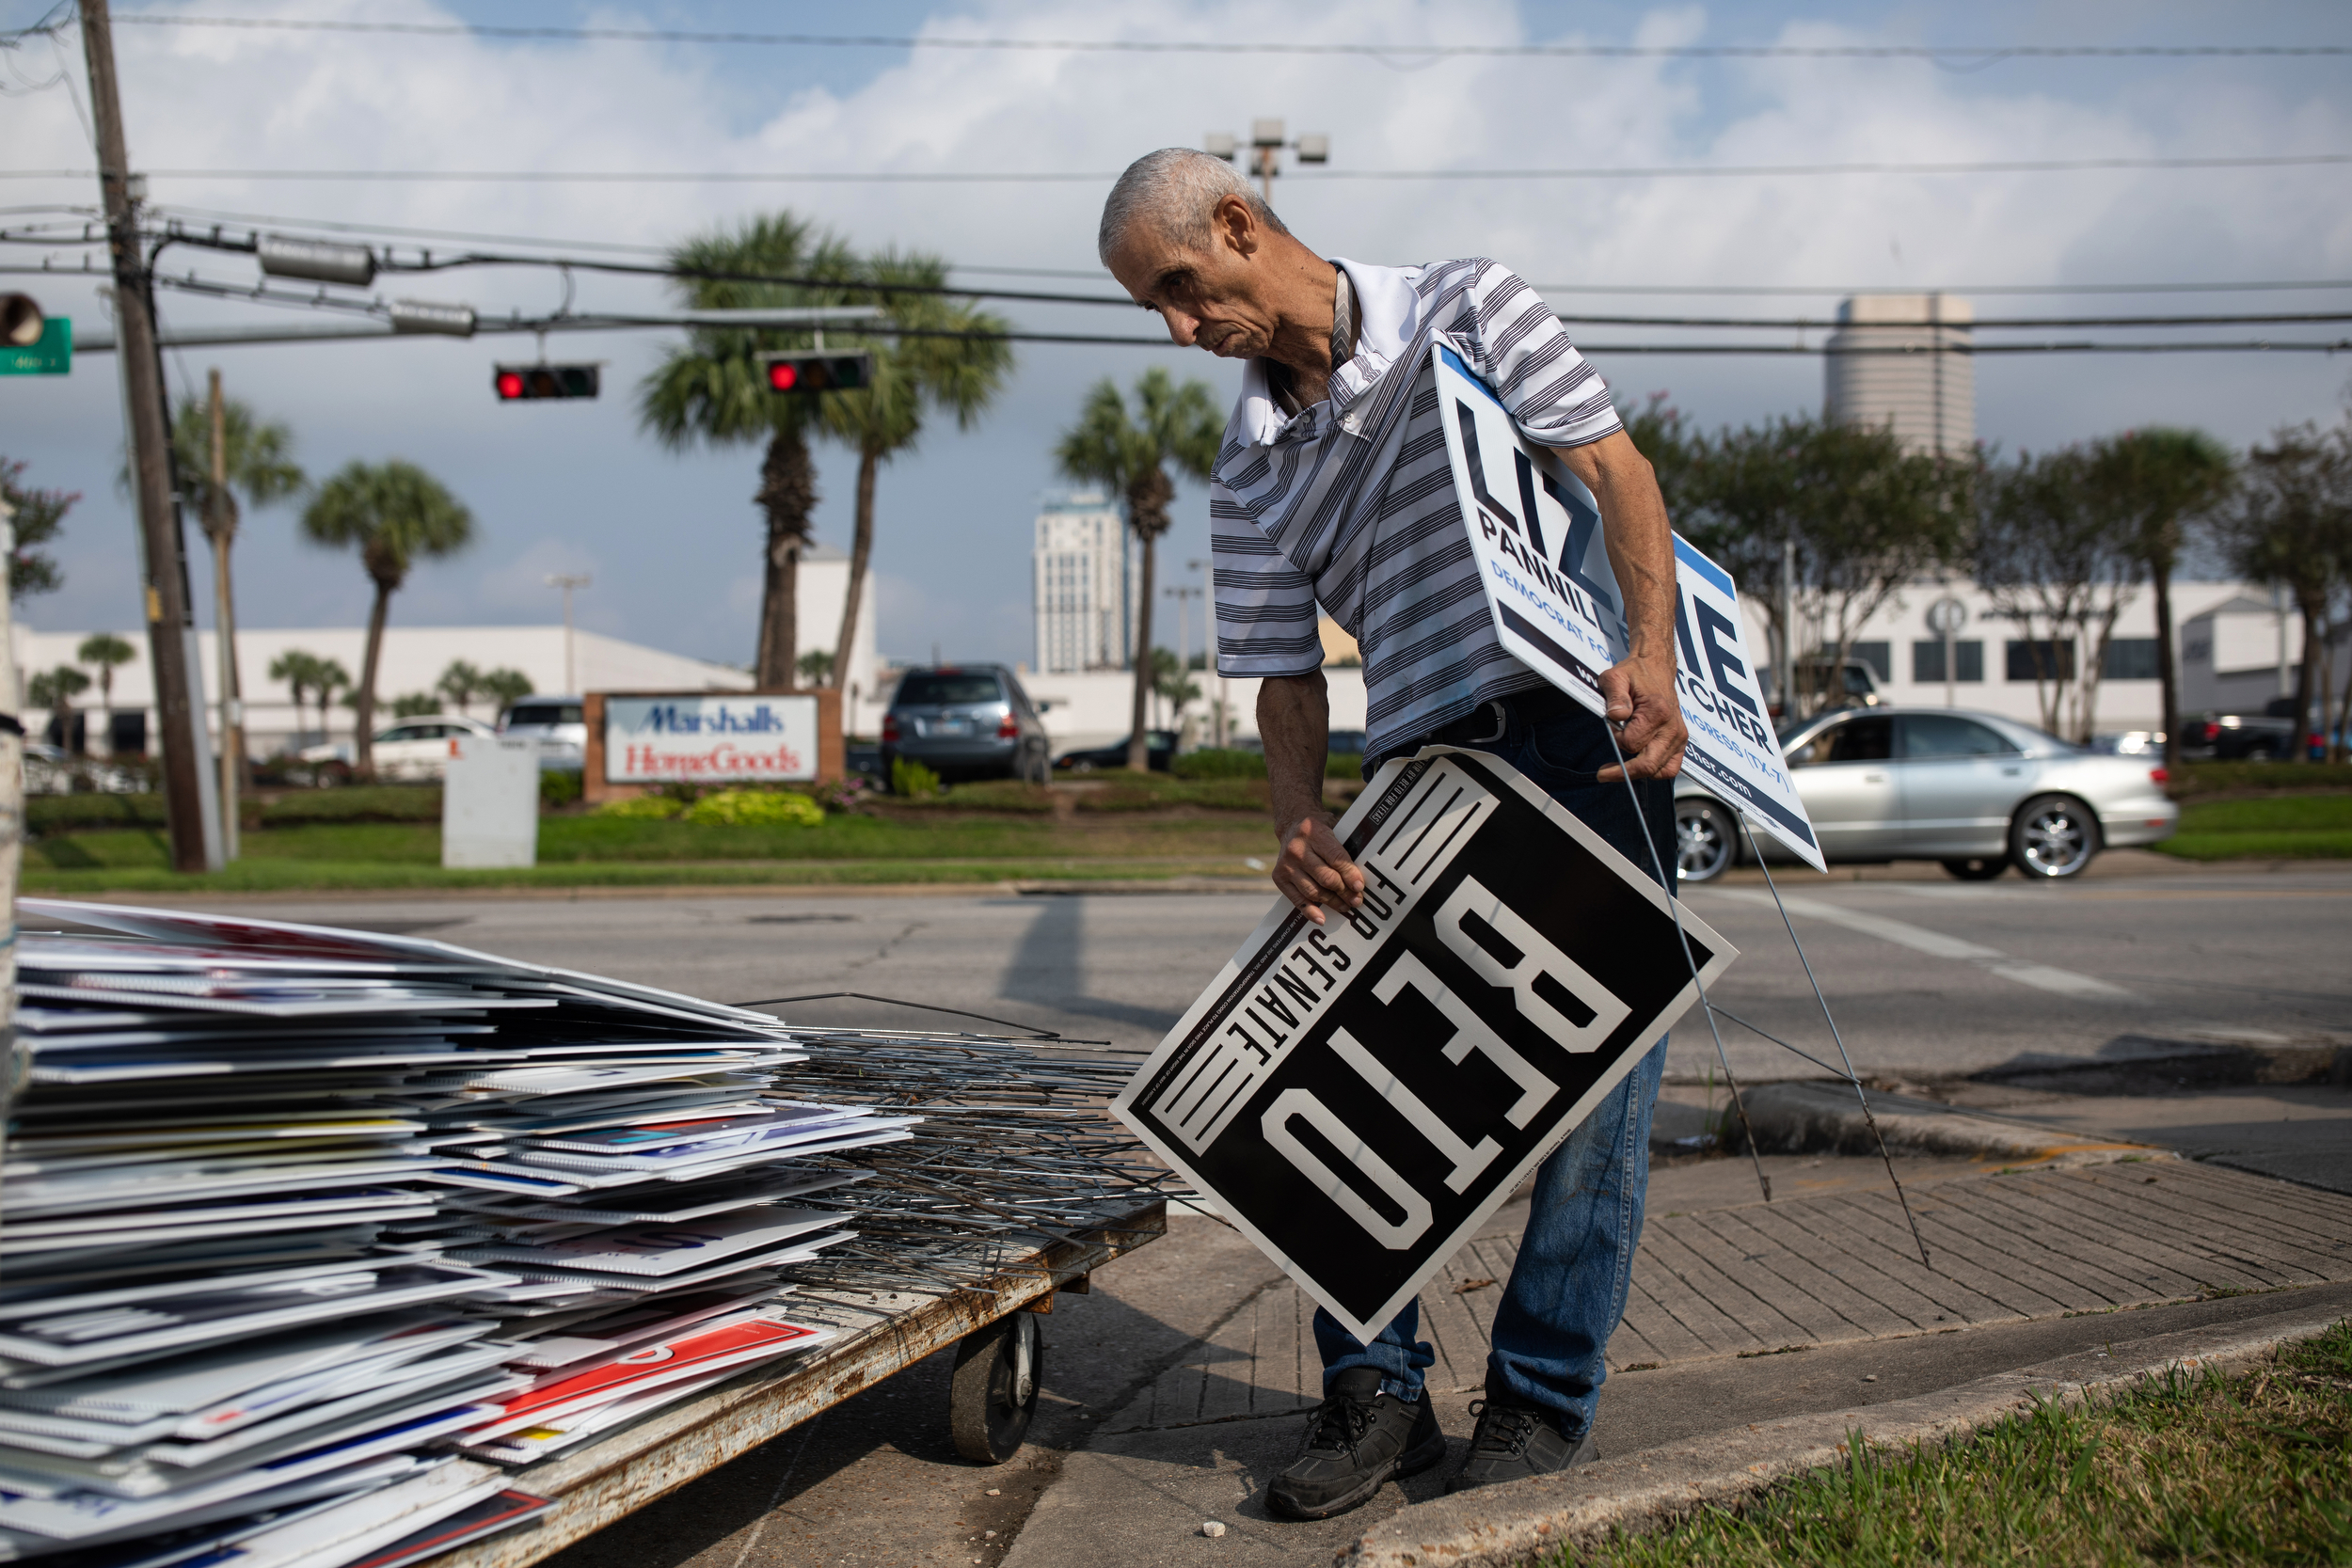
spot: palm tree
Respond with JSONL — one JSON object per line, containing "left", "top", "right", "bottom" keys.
{"left": 639, "top": 214, "right": 855, "bottom": 687}
{"left": 437, "top": 659, "right": 484, "bottom": 719}
{"left": 300, "top": 461, "right": 474, "bottom": 773}
{"left": 313, "top": 657, "right": 352, "bottom": 748}
{"left": 2086, "top": 430, "right": 2236, "bottom": 775}
{"left": 1056, "top": 369, "right": 1223, "bottom": 769}
{"left": 480, "top": 667, "right": 533, "bottom": 720}
{"left": 170, "top": 379, "right": 306, "bottom": 780}
{"left": 817, "top": 249, "right": 1013, "bottom": 689}
{"left": 28, "top": 665, "right": 90, "bottom": 752}
{"left": 269, "top": 648, "right": 323, "bottom": 749}
{"left": 76, "top": 632, "right": 135, "bottom": 755}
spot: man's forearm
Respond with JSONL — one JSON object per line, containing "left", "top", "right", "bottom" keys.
{"left": 1258, "top": 673, "right": 1330, "bottom": 835}
{"left": 1589, "top": 448, "right": 1677, "bottom": 668}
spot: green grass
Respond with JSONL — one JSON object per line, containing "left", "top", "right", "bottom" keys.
{"left": 1549, "top": 1318, "right": 2352, "bottom": 1567}
{"left": 2174, "top": 760, "right": 2352, "bottom": 798}
{"left": 2154, "top": 793, "right": 2352, "bottom": 861}
{"left": 22, "top": 814, "right": 1279, "bottom": 894}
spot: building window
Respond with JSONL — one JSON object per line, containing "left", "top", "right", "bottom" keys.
{"left": 2005, "top": 639, "right": 2076, "bottom": 682}
{"left": 1850, "top": 641, "right": 1892, "bottom": 682}
{"left": 1912, "top": 639, "right": 1983, "bottom": 683}
{"left": 2101, "top": 638, "right": 2160, "bottom": 681}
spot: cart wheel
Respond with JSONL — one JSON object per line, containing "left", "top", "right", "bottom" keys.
{"left": 948, "top": 1311, "right": 1042, "bottom": 1464}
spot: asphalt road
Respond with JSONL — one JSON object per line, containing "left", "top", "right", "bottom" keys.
{"left": 220, "top": 852, "right": 2352, "bottom": 1083}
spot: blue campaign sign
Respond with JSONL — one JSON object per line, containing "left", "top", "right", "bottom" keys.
{"left": 1431, "top": 341, "right": 1824, "bottom": 871}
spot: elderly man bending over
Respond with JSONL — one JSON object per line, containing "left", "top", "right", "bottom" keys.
{"left": 1098, "top": 148, "right": 1690, "bottom": 1520}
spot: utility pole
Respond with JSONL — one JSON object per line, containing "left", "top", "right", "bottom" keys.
{"left": 0, "top": 495, "right": 24, "bottom": 1161}
{"left": 1778, "top": 539, "right": 1798, "bottom": 721}
{"left": 81, "top": 0, "right": 221, "bottom": 872}
{"left": 208, "top": 372, "right": 239, "bottom": 859}
{"left": 1185, "top": 559, "right": 1223, "bottom": 746}
{"left": 547, "top": 574, "right": 590, "bottom": 692}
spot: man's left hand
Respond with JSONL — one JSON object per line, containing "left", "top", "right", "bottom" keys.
{"left": 1597, "top": 651, "right": 1687, "bottom": 782}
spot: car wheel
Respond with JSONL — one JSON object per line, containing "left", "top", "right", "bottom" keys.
{"left": 1674, "top": 800, "right": 1738, "bottom": 883}
{"left": 2009, "top": 794, "right": 2100, "bottom": 879}
{"left": 1941, "top": 857, "right": 2008, "bottom": 881}
{"left": 1070, "top": 759, "right": 1095, "bottom": 774}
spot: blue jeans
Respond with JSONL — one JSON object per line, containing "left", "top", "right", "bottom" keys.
{"left": 1315, "top": 689, "right": 1676, "bottom": 1440}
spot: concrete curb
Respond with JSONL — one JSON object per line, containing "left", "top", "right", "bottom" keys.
{"left": 1734, "top": 1081, "right": 2161, "bottom": 1167}
{"left": 1333, "top": 1307, "right": 2345, "bottom": 1568}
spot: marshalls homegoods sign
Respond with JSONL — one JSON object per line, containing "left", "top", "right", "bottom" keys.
{"left": 603, "top": 694, "right": 819, "bottom": 783}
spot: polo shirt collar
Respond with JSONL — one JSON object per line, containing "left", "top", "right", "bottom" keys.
{"left": 1237, "top": 258, "right": 1420, "bottom": 448}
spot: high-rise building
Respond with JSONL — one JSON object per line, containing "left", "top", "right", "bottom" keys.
{"left": 1823, "top": 293, "right": 1974, "bottom": 457}
{"left": 1031, "top": 491, "right": 1134, "bottom": 673}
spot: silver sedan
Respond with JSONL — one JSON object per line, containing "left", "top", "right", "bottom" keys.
{"left": 1673, "top": 707, "right": 2179, "bottom": 883}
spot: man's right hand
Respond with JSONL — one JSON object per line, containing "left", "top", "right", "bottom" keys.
{"left": 1275, "top": 814, "right": 1366, "bottom": 925}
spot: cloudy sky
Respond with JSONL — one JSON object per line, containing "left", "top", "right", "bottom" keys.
{"left": 4, "top": 0, "right": 2348, "bottom": 678}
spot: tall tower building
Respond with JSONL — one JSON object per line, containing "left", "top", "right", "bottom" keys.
{"left": 1031, "top": 491, "right": 1134, "bottom": 673}
{"left": 1823, "top": 293, "right": 1974, "bottom": 456}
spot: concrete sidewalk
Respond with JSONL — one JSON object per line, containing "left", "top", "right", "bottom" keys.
{"left": 1004, "top": 1153, "right": 2352, "bottom": 1566}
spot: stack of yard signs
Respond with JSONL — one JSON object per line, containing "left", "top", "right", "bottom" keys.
{"left": 0, "top": 902, "right": 901, "bottom": 1568}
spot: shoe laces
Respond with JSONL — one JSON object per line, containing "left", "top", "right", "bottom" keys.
{"left": 1302, "top": 1391, "right": 1379, "bottom": 1457}
{"left": 1466, "top": 1398, "right": 1546, "bottom": 1461}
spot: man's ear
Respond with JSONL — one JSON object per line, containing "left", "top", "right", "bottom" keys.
{"left": 1214, "top": 193, "right": 1260, "bottom": 258}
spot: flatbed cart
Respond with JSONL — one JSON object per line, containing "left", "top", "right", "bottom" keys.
{"left": 415, "top": 1197, "right": 1168, "bottom": 1568}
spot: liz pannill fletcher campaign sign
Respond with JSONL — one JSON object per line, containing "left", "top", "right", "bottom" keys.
{"left": 1113, "top": 749, "right": 1736, "bottom": 1343}
{"left": 1431, "top": 341, "right": 1826, "bottom": 872}
{"left": 601, "top": 694, "right": 821, "bottom": 784}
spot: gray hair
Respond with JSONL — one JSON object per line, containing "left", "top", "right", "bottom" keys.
{"left": 1097, "top": 148, "right": 1289, "bottom": 264}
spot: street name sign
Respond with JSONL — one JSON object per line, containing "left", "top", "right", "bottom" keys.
{"left": 0, "top": 317, "right": 70, "bottom": 376}
{"left": 1112, "top": 747, "right": 1736, "bottom": 1342}
{"left": 1431, "top": 341, "right": 1824, "bottom": 871}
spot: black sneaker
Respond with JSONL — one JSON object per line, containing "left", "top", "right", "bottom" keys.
{"left": 1444, "top": 1389, "right": 1597, "bottom": 1494}
{"left": 1265, "top": 1368, "right": 1446, "bottom": 1521}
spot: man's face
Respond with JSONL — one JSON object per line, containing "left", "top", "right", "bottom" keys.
{"left": 1106, "top": 196, "right": 1280, "bottom": 360}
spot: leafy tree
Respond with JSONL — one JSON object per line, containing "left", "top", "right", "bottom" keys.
{"left": 815, "top": 249, "right": 1013, "bottom": 689}
{"left": 75, "top": 632, "right": 135, "bottom": 753}
{"left": 639, "top": 214, "right": 855, "bottom": 687}
{"left": 2083, "top": 428, "right": 2236, "bottom": 772}
{"left": 1976, "top": 446, "right": 2147, "bottom": 740}
{"left": 1617, "top": 393, "right": 1702, "bottom": 521}
{"left": 1056, "top": 369, "right": 1223, "bottom": 768}
{"left": 300, "top": 461, "right": 474, "bottom": 773}
{"left": 170, "top": 387, "right": 306, "bottom": 768}
{"left": 1148, "top": 645, "right": 1200, "bottom": 729}
{"left": 389, "top": 692, "right": 441, "bottom": 719}
{"left": 1679, "top": 415, "right": 1971, "bottom": 718}
{"left": 794, "top": 648, "right": 836, "bottom": 686}
{"left": 27, "top": 664, "right": 89, "bottom": 751}
{"left": 0, "top": 456, "right": 72, "bottom": 601}
{"left": 481, "top": 667, "right": 534, "bottom": 713}
{"left": 2213, "top": 420, "right": 2352, "bottom": 763}
{"left": 437, "top": 659, "right": 484, "bottom": 718}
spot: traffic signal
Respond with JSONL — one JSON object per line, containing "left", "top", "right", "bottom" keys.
{"left": 761, "top": 352, "right": 873, "bottom": 394}
{"left": 493, "top": 363, "right": 599, "bottom": 402}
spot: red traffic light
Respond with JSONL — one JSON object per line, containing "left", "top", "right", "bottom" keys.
{"left": 759, "top": 352, "right": 872, "bottom": 395}
{"left": 493, "top": 363, "right": 599, "bottom": 402}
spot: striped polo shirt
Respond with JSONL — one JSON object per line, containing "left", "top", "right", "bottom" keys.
{"left": 1210, "top": 257, "right": 1622, "bottom": 764}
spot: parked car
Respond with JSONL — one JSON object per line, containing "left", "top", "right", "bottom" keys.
{"left": 2090, "top": 730, "right": 2165, "bottom": 756}
{"left": 498, "top": 696, "right": 586, "bottom": 771}
{"left": 2179, "top": 710, "right": 2319, "bottom": 762}
{"left": 881, "top": 665, "right": 1051, "bottom": 784}
{"left": 299, "top": 716, "right": 499, "bottom": 782}
{"left": 1763, "top": 659, "right": 1882, "bottom": 720}
{"left": 1055, "top": 732, "right": 1178, "bottom": 773}
{"left": 21, "top": 741, "right": 141, "bottom": 796}
{"left": 1672, "top": 706, "right": 2178, "bottom": 883}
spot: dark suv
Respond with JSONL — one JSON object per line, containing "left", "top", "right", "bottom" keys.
{"left": 882, "top": 665, "right": 1051, "bottom": 784}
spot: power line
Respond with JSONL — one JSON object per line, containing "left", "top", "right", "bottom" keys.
{"left": 41, "top": 15, "right": 2352, "bottom": 62}
{"left": 9, "top": 152, "right": 2347, "bottom": 184}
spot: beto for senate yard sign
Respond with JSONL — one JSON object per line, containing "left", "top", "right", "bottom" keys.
{"left": 1112, "top": 748, "right": 1736, "bottom": 1344}
{"left": 1430, "top": 341, "right": 1825, "bottom": 872}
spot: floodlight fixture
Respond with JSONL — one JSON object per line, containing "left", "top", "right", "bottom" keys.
{"left": 1251, "top": 119, "right": 1286, "bottom": 149}
{"left": 1295, "top": 134, "right": 1330, "bottom": 165}
{"left": 1203, "top": 132, "right": 1237, "bottom": 161}
{"left": 257, "top": 234, "right": 376, "bottom": 287}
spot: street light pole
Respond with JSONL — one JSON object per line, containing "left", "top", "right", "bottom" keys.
{"left": 81, "top": 0, "right": 221, "bottom": 872}
{"left": 1186, "top": 559, "right": 1222, "bottom": 746}
{"left": 1206, "top": 122, "right": 1329, "bottom": 209}
{"left": 547, "top": 574, "right": 591, "bottom": 692}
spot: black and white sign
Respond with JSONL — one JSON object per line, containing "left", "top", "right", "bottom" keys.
{"left": 1431, "top": 341, "right": 1826, "bottom": 871}
{"left": 1112, "top": 749, "right": 1737, "bottom": 1343}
